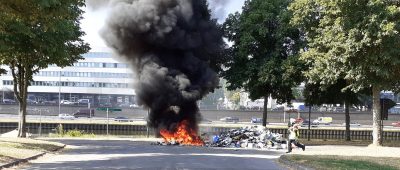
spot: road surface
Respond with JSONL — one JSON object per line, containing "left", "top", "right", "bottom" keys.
{"left": 22, "top": 139, "right": 287, "bottom": 170}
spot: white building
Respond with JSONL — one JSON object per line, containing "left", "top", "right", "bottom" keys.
{"left": 0, "top": 52, "right": 136, "bottom": 106}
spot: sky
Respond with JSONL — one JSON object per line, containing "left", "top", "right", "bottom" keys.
{"left": 80, "top": 0, "right": 246, "bottom": 52}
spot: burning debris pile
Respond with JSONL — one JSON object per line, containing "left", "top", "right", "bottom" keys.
{"left": 208, "top": 126, "right": 284, "bottom": 149}
{"left": 159, "top": 120, "right": 204, "bottom": 146}
{"left": 100, "top": 0, "right": 226, "bottom": 146}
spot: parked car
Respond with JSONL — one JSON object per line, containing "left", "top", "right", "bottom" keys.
{"left": 389, "top": 107, "right": 400, "bottom": 114}
{"left": 61, "top": 100, "right": 75, "bottom": 105}
{"left": 26, "top": 99, "right": 37, "bottom": 104}
{"left": 73, "top": 109, "right": 95, "bottom": 118}
{"left": 114, "top": 116, "right": 132, "bottom": 122}
{"left": 333, "top": 107, "right": 344, "bottom": 112}
{"left": 313, "top": 117, "right": 333, "bottom": 125}
{"left": 250, "top": 117, "right": 262, "bottom": 123}
{"left": 129, "top": 104, "right": 139, "bottom": 108}
{"left": 2, "top": 99, "right": 16, "bottom": 104}
{"left": 392, "top": 121, "right": 400, "bottom": 127}
{"left": 342, "top": 122, "right": 361, "bottom": 126}
{"left": 78, "top": 99, "right": 90, "bottom": 105}
{"left": 219, "top": 117, "right": 239, "bottom": 123}
{"left": 58, "top": 113, "right": 75, "bottom": 120}
{"left": 271, "top": 106, "right": 284, "bottom": 111}
{"left": 301, "top": 120, "right": 319, "bottom": 127}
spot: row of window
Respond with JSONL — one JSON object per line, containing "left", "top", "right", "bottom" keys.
{"left": 48, "top": 62, "right": 129, "bottom": 68}
{"left": 4, "top": 71, "right": 133, "bottom": 78}
{"left": 3, "top": 80, "right": 130, "bottom": 89}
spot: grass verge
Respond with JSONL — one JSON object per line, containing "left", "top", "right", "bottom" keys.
{"left": 283, "top": 155, "right": 400, "bottom": 170}
{"left": 301, "top": 139, "right": 400, "bottom": 147}
{"left": 0, "top": 137, "right": 64, "bottom": 165}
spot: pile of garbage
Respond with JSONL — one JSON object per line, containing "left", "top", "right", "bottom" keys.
{"left": 207, "top": 126, "right": 285, "bottom": 149}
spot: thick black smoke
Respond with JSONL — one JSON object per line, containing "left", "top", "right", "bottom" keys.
{"left": 101, "top": 0, "right": 225, "bottom": 132}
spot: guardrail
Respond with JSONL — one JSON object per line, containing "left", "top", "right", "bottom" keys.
{"left": 1, "top": 122, "right": 399, "bottom": 141}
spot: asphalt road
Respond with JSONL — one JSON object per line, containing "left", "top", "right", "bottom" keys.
{"left": 1, "top": 104, "right": 400, "bottom": 125}
{"left": 23, "top": 139, "right": 287, "bottom": 170}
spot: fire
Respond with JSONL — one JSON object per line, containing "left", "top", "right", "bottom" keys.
{"left": 160, "top": 120, "right": 204, "bottom": 146}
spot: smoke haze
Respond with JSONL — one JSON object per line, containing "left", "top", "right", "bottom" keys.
{"left": 86, "top": 0, "right": 230, "bottom": 21}
{"left": 100, "top": 0, "right": 225, "bottom": 131}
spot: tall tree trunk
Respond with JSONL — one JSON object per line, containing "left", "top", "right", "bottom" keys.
{"left": 262, "top": 95, "right": 268, "bottom": 126}
{"left": 344, "top": 100, "right": 350, "bottom": 141}
{"left": 12, "top": 62, "right": 29, "bottom": 138}
{"left": 17, "top": 99, "right": 27, "bottom": 137}
{"left": 372, "top": 86, "right": 382, "bottom": 146}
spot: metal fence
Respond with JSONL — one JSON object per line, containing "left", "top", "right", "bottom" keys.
{"left": 1, "top": 122, "right": 400, "bottom": 141}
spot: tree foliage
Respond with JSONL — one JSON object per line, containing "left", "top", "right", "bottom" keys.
{"left": 290, "top": 0, "right": 400, "bottom": 91}
{"left": 223, "top": 0, "right": 305, "bottom": 126}
{"left": 0, "top": 0, "right": 90, "bottom": 137}
{"left": 223, "top": 0, "right": 304, "bottom": 103}
{"left": 303, "top": 79, "right": 366, "bottom": 106}
{"left": 290, "top": 0, "right": 400, "bottom": 145}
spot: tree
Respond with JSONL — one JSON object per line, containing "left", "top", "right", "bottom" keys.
{"left": 223, "top": 0, "right": 305, "bottom": 126}
{"left": 0, "top": 0, "right": 90, "bottom": 137}
{"left": 290, "top": 0, "right": 400, "bottom": 146}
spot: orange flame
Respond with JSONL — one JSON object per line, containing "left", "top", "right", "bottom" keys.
{"left": 160, "top": 120, "right": 204, "bottom": 146}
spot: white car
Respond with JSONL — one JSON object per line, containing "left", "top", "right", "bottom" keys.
{"left": 60, "top": 100, "right": 75, "bottom": 105}
{"left": 129, "top": 104, "right": 139, "bottom": 108}
{"left": 58, "top": 114, "right": 75, "bottom": 120}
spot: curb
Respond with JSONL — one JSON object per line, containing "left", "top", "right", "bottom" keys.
{"left": 0, "top": 144, "right": 66, "bottom": 169}
{"left": 278, "top": 155, "right": 314, "bottom": 170}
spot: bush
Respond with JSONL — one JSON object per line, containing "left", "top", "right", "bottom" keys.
{"left": 66, "top": 129, "right": 84, "bottom": 137}
{"left": 53, "top": 125, "right": 95, "bottom": 138}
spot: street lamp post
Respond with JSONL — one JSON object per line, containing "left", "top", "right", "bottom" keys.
{"left": 58, "top": 71, "right": 61, "bottom": 115}
{"left": 308, "top": 91, "right": 312, "bottom": 141}
{"left": 39, "top": 109, "right": 42, "bottom": 136}
{"left": 1, "top": 80, "right": 5, "bottom": 103}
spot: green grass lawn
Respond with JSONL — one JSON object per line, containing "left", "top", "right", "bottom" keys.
{"left": 284, "top": 155, "right": 400, "bottom": 170}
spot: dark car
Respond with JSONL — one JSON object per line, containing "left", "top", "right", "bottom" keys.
{"left": 114, "top": 116, "right": 132, "bottom": 122}
{"left": 250, "top": 117, "right": 262, "bottom": 123}
{"left": 73, "top": 109, "right": 95, "bottom": 118}
{"left": 219, "top": 117, "right": 239, "bottom": 123}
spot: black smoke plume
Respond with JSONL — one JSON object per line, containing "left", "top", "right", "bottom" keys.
{"left": 101, "top": 0, "right": 225, "bottom": 132}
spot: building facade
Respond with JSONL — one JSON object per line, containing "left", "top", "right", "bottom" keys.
{"left": 0, "top": 52, "right": 136, "bottom": 106}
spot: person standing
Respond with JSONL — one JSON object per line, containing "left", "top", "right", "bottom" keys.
{"left": 286, "top": 124, "right": 305, "bottom": 153}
